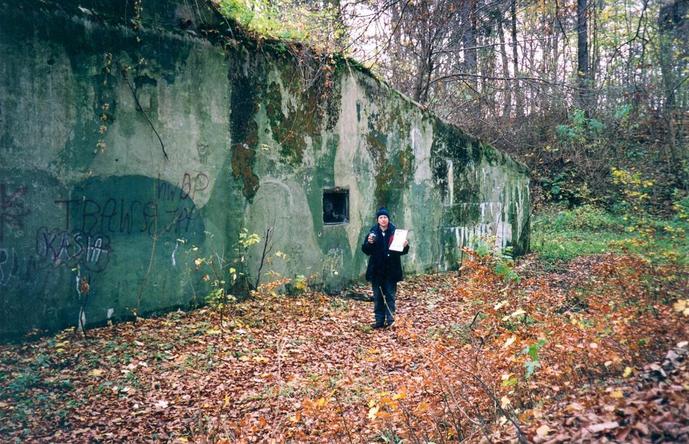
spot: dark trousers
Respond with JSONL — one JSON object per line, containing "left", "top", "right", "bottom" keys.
{"left": 372, "top": 278, "right": 396, "bottom": 325}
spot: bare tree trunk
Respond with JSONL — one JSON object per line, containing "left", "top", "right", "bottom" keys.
{"left": 461, "top": 0, "right": 478, "bottom": 85}
{"left": 511, "top": 0, "right": 523, "bottom": 118}
{"left": 591, "top": 0, "right": 600, "bottom": 106}
{"left": 413, "top": 43, "right": 433, "bottom": 104}
{"left": 479, "top": 27, "right": 497, "bottom": 122}
{"left": 550, "top": 4, "right": 563, "bottom": 111}
{"left": 389, "top": 2, "right": 404, "bottom": 86}
{"left": 577, "top": 0, "right": 590, "bottom": 110}
{"left": 658, "top": 0, "right": 684, "bottom": 164}
{"left": 498, "top": 11, "right": 512, "bottom": 120}
{"left": 539, "top": 10, "right": 551, "bottom": 116}
{"left": 658, "top": 0, "right": 681, "bottom": 112}
{"left": 460, "top": 0, "right": 479, "bottom": 120}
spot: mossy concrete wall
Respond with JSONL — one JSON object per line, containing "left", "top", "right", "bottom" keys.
{"left": 0, "top": 0, "right": 530, "bottom": 338}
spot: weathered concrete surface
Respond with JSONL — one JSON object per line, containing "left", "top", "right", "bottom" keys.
{"left": 0, "top": 0, "right": 530, "bottom": 338}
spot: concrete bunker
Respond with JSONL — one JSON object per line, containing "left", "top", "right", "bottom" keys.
{"left": 0, "top": 0, "right": 530, "bottom": 338}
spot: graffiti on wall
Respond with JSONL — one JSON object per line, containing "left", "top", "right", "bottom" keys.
{"left": 56, "top": 173, "right": 208, "bottom": 237}
{"left": 0, "top": 247, "right": 48, "bottom": 287}
{"left": 0, "top": 247, "right": 19, "bottom": 286}
{"left": 54, "top": 197, "right": 198, "bottom": 236}
{"left": 158, "top": 172, "right": 209, "bottom": 202}
{"left": 0, "top": 174, "right": 209, "bottom": 288}
{"left": 35, "top": 227, "right": 110, "bottom": 272}
{"left": 444, "top": 201, "right": 510, "bottom": 250}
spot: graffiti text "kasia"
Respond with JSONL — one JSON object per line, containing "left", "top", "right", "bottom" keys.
{"left": 35, "top": 227, "right": 111, "bottom": 272}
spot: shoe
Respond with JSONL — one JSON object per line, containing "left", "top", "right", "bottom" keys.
{"left": 371, "top": 322, "right": 385, "bottom": 329}
{"left": 385, "top": 320, "right": 395, "bottom": 328}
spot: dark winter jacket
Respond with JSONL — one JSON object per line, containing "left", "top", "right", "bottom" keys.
{"left": 361, "top": 222, "right": 410, "bottom": 282}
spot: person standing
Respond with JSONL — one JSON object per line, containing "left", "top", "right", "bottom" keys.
{"left": 362, "top": 208, "right": 409, "bottom": 329}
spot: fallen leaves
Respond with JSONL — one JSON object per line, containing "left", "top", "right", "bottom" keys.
{"left": 586, "top": 421, "right": 619, "bottom": 433}
{"left": 673, "top": 299, "right": 689, "bottom": 316}
{"left": 609, "top": 389, "right": 624, "bottom": 399}
{"left": 525, "top": 340, "right": 689, "bottom": 443}
{"left": 502, "top": 335, "right": 517, "bottom": 348}
{"left": 536, "top": 424, "right": 551, "bottom": 438}
{"left": 154, "top": 399, "right": 170, "bottom": 410}
{"left": 502, "top": 308, "right": 526, "bottom": 321}
{"left": 0, "top": 253, "right": 687, "bottom": 442}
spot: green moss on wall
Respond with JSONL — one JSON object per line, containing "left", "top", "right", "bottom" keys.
{"left": 514, "top": 211, "right": 530, "bottom": 255}
{"left": 509, "top": 185, "right": 531, "bottom": 255}
{"left": 360, "top": 91, "right": 416, "bottom": 208}
{"left": 447, "top": 203, "right": 481, "bottom": 226}
{"left": 454, "top": 168, "right": 481, "bottom": 204}
{"left": 365, "top": 127, "right": 390, "bottom": 206}
{"left": 323, "top": 69, "right": 343, "bottom": 132}
{"left": 481, "top": 142, "right": 501, "bottom": 165}
{"left": 226, "top": 47, "right": 345, "bottom": 195}
{"left": 231, "top": 143, "right": 259, "bottom": 200}
{"left": 228, "top": 51, "right": 262, "bottom": 200}
{"left": 268, "top": 57, "right": 341, "bottom": 166}
{"left": 264, "top": 79, "right": 308, "bottom": 166}
{"left": 430, "top": 121, "right": 478, "bottom": 198}
{"left": 365, "top": 127, "right": 414, "bottom": 209}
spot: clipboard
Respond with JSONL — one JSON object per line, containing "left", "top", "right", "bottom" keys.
{"left": 389, "top": 229, "right": 408, "bottom": 252}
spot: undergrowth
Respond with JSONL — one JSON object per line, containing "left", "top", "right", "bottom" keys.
{"left": 532, "top": 204, "right": 689, "bottom": 266}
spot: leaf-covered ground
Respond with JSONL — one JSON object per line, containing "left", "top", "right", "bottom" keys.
{"left": 1, "top": 253, "right": 688, "bottom": 443}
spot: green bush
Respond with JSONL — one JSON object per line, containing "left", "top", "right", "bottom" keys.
{"left": 466, "top": 238, "right": 520, "bottom": 283}
{"left": 532, "top": 203, "right": 689, "bottom": 265}
{"left": 532, "top": 205, "right": 631, "bottom": 263}
{"left": 538, "top": 205, "right": 625, "bottom": 232}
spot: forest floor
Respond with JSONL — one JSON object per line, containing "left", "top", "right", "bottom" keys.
{"left": 1, "top": 252, "right": 688, "bottom": 443}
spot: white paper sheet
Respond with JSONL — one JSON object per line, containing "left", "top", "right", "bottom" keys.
{"left": 389, "top": 229, "right": 408, "bottom": 252}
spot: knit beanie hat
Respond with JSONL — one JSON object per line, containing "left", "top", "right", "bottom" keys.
{"left": 375, "top": 207, "right": 390, "bottom": 219}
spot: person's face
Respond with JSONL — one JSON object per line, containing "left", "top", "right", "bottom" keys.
{"left": 377, "top": 215, "right": 389, "bottom": 229}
